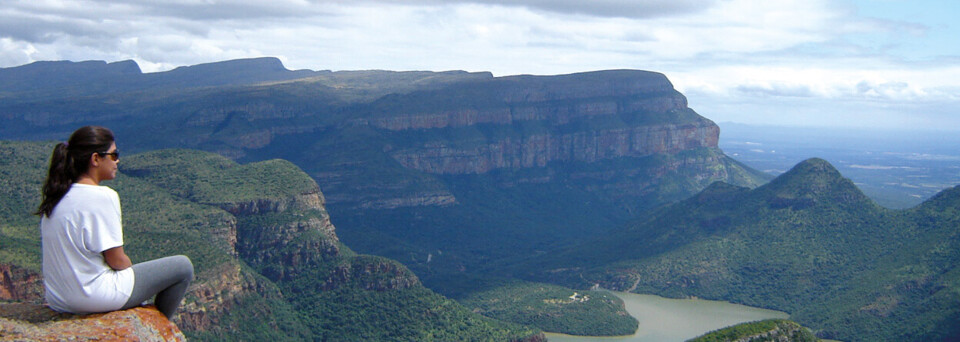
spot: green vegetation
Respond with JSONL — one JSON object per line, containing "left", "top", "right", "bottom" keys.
{"left": 0, "top": 141, "right": 541, "bottom": 341}
{"left": 531, "top": 158, "right": 960, "bottom": 341}
{"left": 0, "top": 141, "right": 50, "bottom": 271}
{"left": 120, "top": 149, "right": 318, "bottom": 204}
{"left": 0, "top": 141, "right": 314, "bottom": 338}
{"left": 294, "top": 286, "right": 539, "bottom": 341}
{"left": 182, "top": 267, "right": 314, "bottom": 341}
{"left": 457, "top": 279, "right": 638, "bottom": 336}
{"left": 330, "top": 147, "right": 768, "bottom": 284}
{"left": 688, "top": 319, "right": 819, "bottom": 342}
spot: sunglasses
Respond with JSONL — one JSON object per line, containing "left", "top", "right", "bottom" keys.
{"left": 98, "top": 150, "right": 120, "bottom": 161}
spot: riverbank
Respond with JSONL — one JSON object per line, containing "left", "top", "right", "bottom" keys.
{"left": 545, "top": 292, "right": 788, "bottom": 342}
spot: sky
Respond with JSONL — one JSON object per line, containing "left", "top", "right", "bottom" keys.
{"left": 2, "top": 0, "right": 959, "bottom": 131}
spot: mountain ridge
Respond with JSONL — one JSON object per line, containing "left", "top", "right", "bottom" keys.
{"left": 757, "top": 158, "right": 873, "bottom": 210}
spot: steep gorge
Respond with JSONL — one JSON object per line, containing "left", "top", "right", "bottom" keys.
{"left": 0, "top": 59, "right": 768, "bottom": 339}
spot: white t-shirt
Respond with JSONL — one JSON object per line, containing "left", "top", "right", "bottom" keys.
{"left": 41, "top": 183, "right": 134, "bottom": 314}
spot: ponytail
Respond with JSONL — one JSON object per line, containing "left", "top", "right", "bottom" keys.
{"left": 35, "top": 126, "right": 115, "bottom": 217}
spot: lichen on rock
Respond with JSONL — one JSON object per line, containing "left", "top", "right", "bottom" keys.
{"left": 0, "top": 303, "right": 185, "bottom": 342}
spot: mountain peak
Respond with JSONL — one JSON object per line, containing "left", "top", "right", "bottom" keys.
{"left": 776, "top": 158, "right": 842, "bottom": 182}
{"left": 759, "top": 158, "right": 873, "bottom": 209}
{"left": 916, "top": 185, "right": 960, "bottom": 212}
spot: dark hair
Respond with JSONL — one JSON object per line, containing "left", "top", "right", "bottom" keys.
{"left": 36, "top": 126, "right": 115, "bottom": 217}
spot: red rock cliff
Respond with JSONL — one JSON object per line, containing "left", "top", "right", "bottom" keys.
{"left": 390, "top": 122, "right": 718, "bottom": 174}
{"left": 364, "top": 70, "right": 718, "bottom": 175}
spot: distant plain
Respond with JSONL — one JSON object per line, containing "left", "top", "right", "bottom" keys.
{"left": 719, "top": 123, "right": 960, "bottom": 209}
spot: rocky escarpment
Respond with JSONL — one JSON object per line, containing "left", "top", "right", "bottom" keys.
{"left": 217, "top": 188, "right": 343, "bottom": 281}
{"left": 0, "top": 264, "right": 42, "bottom": 302}
{"left": 369, "top": 70, "right": 683, "bottom": 131}
{"left": 304, "top": 69, "right": 753, "bottom": 213}
{"left": 3, "top": 61, "right": 756, "bottom": 213}
{"left": 391, "top": 122, "right": 718, "bottom": 174}
{"left": 0, "top": 303, "right": 185, "bottom": 341}
{"left": 323, "top": 256, "right": 420, "bottom": 291}
{"left": 369, "top": 70, "right": 713, "bottom": 175}
{"left": 220, "top": 187, "right": 422, "bottom": 290}
{"left": 176, "top": 261, "right": 286, "bottom": 333}
{"left": 369, "top": 91, "right": 685, "bottom": 131}
{"left": 216, "top": 190, "right": 329, "bottom": 216}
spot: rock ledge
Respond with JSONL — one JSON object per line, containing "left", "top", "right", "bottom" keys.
{"left": 0, "top": 303, "right": 185, "bottom": 341}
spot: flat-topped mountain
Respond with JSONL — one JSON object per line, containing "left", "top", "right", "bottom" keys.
{"left": 0, "top": 57, "right": 333, "bottom": 96}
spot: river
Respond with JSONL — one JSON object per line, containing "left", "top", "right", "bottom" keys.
{"left": 544, "top": 292, "right": 789, "bottom": 342}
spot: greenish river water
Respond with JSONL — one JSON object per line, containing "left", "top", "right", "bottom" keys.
{"left": 544, "top": 292, "right": 789, "bottom": 342}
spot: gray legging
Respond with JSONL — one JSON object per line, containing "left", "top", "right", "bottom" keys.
{"left": 121, "top": 255, "right": 194, "bottom": 319}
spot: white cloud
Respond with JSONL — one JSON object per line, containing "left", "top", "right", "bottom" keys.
{"left": 349, "top": 0, "right": 719, "bottom": 19}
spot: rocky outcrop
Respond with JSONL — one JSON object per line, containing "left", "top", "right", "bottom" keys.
{"left": 0, "top": 236, "right": 270, "bottom": 338}
{"left": 218, "top": 189, "right": 343, "bottom": 281}
{"left": 215, "top": 189, "right": 327, "bottom": 216}
{"left": 236, "top": 214, "right": 341, "bottom": 281}
{"left": 0, "top": 303, "right": 185, "bottom": 341}
{"left": 177, "top": 261, "right": 250, "bottom": 332}
{"left": 323, "top": 257, "right": 420, "bottom": 291}
{"left": 370, "top": 90, "right": 685, "bottom": 131}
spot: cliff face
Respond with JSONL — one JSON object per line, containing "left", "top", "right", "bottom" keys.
{"left": 323, "top": 256, "right": 420, "bottom": 291}
{"left": 370, "top": 70, "right": 712, "bottom": 175}
{"left": 175, "top": 261, "right": 275, "bottom": 333}
{"left": 2, "top": 61, "right": 757, "bottom": 214}
{"left": 369, "top": 91, "right": 686, "bottom": 131}
{"left": 224, "top": 189, "right": 344, "bottom": 282}
{"left": 390, "top": 122, "right": 717, "bottom": 174}
{"left": 0, "top": 264, "right": 42, "bottom": 302}
{"left": 218, "top": 186, "right": 420, "bottom": 290}
{"left": 296, "top": 69, "right": 751, "bottom": 214}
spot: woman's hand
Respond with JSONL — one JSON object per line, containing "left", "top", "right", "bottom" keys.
{"left": 102, "top": 246, "right": 133, "bottom": 270}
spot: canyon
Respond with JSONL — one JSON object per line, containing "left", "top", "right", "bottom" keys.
{"left": 0, "top": 58, "right": 770, "bottom": 340}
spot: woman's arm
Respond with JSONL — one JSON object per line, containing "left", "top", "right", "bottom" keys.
{"left": 103, "top": 246, "right": 132, "bottom": 270}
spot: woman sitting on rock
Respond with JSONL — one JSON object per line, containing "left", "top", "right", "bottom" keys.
{"left": 36, "top": 126, "right": 194, "bottom": 320}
